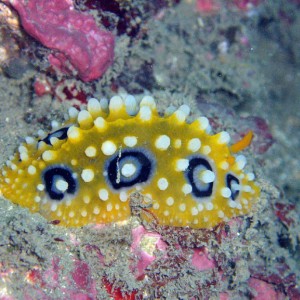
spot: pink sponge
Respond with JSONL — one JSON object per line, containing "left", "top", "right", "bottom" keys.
{"left": 10, "top": 0, "right": 115, "bottom": 82}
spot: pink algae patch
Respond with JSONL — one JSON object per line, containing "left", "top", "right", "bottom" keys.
{"left": 249, "top": 278, "right": 286, "bottom": 300}
{"left": 10, "top": 0, "right": 115, "bottom": 82}
{"left": 130, "top": 225, "right": 168, "bottom": 279}
{"left": 191, "top": 247, "right": 216, "bottom": 271}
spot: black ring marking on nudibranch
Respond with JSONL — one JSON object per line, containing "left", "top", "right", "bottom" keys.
{"left": 42, "top": 165, "right": 77, "bottom": 201}
{"left": 105, "top": 148, "right": 155, "bottom": 190}
{"left": 185, "top": 156, "right": 214, "bottom": 199}
{"left": 40, "top": 127, "right": 69, "bottom": 145}
{"left": 226, "top": 174, "right": 240, "bottom": 200}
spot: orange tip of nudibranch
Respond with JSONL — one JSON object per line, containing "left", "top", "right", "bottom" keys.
{"left": 230, "top": 130, "right": 253, "bottom": 153}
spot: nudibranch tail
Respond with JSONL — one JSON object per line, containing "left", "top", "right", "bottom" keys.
{"left": 0, "top": 95, "right": 260, "bottom": 228}
{"left": 230, "top": 130, "right": 254, "bottom": 153}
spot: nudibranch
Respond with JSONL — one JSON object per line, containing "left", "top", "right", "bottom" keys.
{"left": 0, "top": 95, "right": 260, "bottom": 228}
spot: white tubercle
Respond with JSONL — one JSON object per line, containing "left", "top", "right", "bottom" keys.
{"left": 87, "top": 98, "right": 102, "bottom": 117}
{"left": 138, "top": 106, "right": 152, "bottom": 121}
{"left": 235, "top": 155, "right": 247, "bottom": 170}
{"left": 178, "top": 104, "right": 190, "bottom": 117}
{"left": 51, "top": 120, "right": 60, "bottom": 130}
{"left": 155, "top": 135, "right": 171, "bottom": 150}
{"left": 200, "top": 170, "right": 215, "bottom": 183}
{"left": 197, "top": 116, "right": 210, "bottom": 131}
{"left": 140, "top": 95, "right": 156, "bottom": 110}
{"left": 218, "top": 131, "right": 231, "bottom": 144}
{"left": 109, "top": 95, "right": 124, "bottom": 112}
{"left": 77, "top": 110, "right": 93, "bottom": 128}
{"left": 100, "top": 98, "right": 109, "bottom": 112}
{"left": 68, "top": 107, "right": 79, "bottom": 119}
{"left": 124, "top": 95, "right": 138, "bottom": 115}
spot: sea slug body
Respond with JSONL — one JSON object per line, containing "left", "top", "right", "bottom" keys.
{"left": 0, "top": 95, "right": 260, "bottom": 227}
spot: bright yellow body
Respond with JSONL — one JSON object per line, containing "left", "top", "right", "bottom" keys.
{"left": 0, "top": 95, "right": 260, "bottom": 227}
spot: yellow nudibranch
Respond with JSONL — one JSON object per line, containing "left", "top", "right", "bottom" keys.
{"left": 0, "top": 95, "right": 260, "bottom": 228}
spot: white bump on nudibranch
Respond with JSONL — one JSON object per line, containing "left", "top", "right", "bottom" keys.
{"left": 18, "top": 145, "right": 27, "bottom": 154}
{"left": 85, "top": 146, "right": 97, "bottom": 158}
{"left": 179, "top": 104, "right": 190, "bottom": 116}
{"left": 197, "top": 117, "right": 210, "bottom": 131}
{"left": 100, "top": 98, "right": 109, "bottom": 112}
{"left": 34, "top": 196, "right": 41, "bottom": 203}
{"left": 217, "top": 131, "right": 231, "bottom": 144}
{"left": 69, "top": 211, "right": 75, "bottom": 218}
{"left": 83, "top": 196, "right": 91, "bottom": 204}
{"left": 94, "top": 117, "right": 107, "bottom": 130}
{"left": 155, "top": 135, "right": 171, "bottom": 150}
{"left": 109, "top": 95, "right": 124, "bottom": 112}
{"left": 175, "top": 159, "right": 189, "bottom": 171}
{"left": 166, "top": 197, "right": 174, "bottom": 206}
{"left": 81, "top": 210, "right": 88, "bottom": 217}
{"left": 119, "top": 191, "right": 128, "bottom": 202}
{"left": 140, "top": 95, "right": 156, "bottom": 110}
{"left": 123, "top": 136, "right": 138, "bottom": 147}
{"left": 218, "top": 211, "right": 225, "bottom": 218}
{"left": 157, "top": 178, "right": 169, "bottom": 190}
{"left": 197, "top": 203, "right": 204, "bottom": 212}
{"left": 37, "top": 184, "right": 45, "bottom": 191}
{"left": 121, "top": 163, "right": 136, "bottom": 177}
{"left": 49, "top": 137, "right": 59, "bottom": 146}
{"left": 68, "top": 107, "right": 79, "bottom": 118}
{"left": 77, "top": 110, "right": 93, "bottom": 128}
{"left": 67, "top": 126, "right": 81, "bottom": 141}
{"left": 51, "top": 203, "right": 57, "bottom": 212}
{"left": 236, "top": 203, "right": 242, "bottom": 210}
{"left": 37, "top": 130, "right": 46, "bottom": 138}
{"left": 25, "top": 136, "right": 35, "bottom": 144}
{"left": 106, "top": 203, "right": 113, "bottom": 212}
{"left": 42, "top": 150, "right": 56, "bottom": 162}
{"left": 101, "top": 140, "right": 117, "bottom": 156}
{"left": 55, "top": 179, "right": 68, "bottom": 192}
{"left": 221, "top": 187, "right": 232, "bottom": 198}
{"left": 98, "top": 188, "right": 109, "bottom": 201}
{"left": 124, "top": 95, "right": 138, "bottom": 115}
{"left": 71, "top": 159, "right": 77, "bottom": 166}
{"left": 191, "top": 207, "right": 198, "bottom": 216}
{"left": 220, "top": 161, "right": 229, "bottom": 170}
{"left": 173, "top": 110, "right": 187, "bottom": 123}
{"left": 235, "top": 155, "right": 247, "bottom": 170}
{"left": 139, "top": 106, "right": 152, "bottom": 121}
{"left": 51, "top": 120, "right": 59, "bottom": 130}
{"left": 182, "top": 183, "right": 192, "bottom": 195}
{"left": 179, "top": 203, "right": 186, "bottom": 212}
{"left": 81, "top": 169, "right": 95, "bottom": 182}
{"left": 87, "top": 98, "right": 101, "bottom": 117}
{"left": 174, "top": 139, "right": 182, "bottom": 148}
{"left": 202, "top": 145, "right": 211, "bottom": 155}
{"left": 205, "top": 202, "right": 214, "bottom": 210}
{"left": 153, "top": 202, "right": 160, "bottom": 210}
{"left": 228, "top": 200, "right": 237, "bottom": 208}
{"left": 188, "top": 138, "right": 201, "bottom": 152}
{"left": 163, "top": 210, "right": 170, "bottom": 216}
{"left": 246, "top": 172, "right": 255, "bottom": 181}
{"left": 27, "top": 165, "right": 36, "bottom": 175}
{"left": 93, "top": 207, "right": 100, "bottom": 215}
{"left": 243, "top": 185, "right": 252, "bottom": 193}
{"left": 20, "top": 152, "right": 29, "bottom": 161}
{"left": 200, "top": 170, "right": 215, "bottom": 183}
